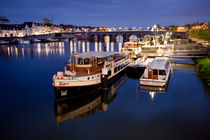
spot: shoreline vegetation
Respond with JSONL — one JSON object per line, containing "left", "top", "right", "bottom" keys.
{"left": 195, "top": 57, "right": 210, "bottom": 86}
{"left": 188, "top": 23, "right": 210, "bottom": 42}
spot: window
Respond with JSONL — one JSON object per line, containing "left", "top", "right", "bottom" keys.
{"left": 97, "top": 58, "right": 104, "bottom": 66}
{"left": 84, "top": 58, "right": 90, "bottom": 65}
{"left": 106, "top": 56, "right": 113, "bottom": 61}
{"left": 108, "top": 70, "right": 111, "bottom": 77}
{"left": 114, "top": 67, "right": 118, "bottom": 73}
{"left": 153, "top": 70, "right": 158, "bottom": 75}
{"left": 159, "top": 70, "right": 166, "bottom": 75}
{"left": 78, "top": 58, "right": 83, "bottom": 65}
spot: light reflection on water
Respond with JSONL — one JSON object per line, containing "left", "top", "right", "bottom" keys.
{"left": 0, "top": 41, "right": 209, "bottom": 140}
{"left": 0, "top": 41, "right": 123, "bottom": 58}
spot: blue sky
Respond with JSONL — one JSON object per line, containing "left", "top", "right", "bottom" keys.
{"left": 0, "top": 0, "right": 209, "bottom": 27}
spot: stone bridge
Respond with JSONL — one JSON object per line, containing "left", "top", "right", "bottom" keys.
{"left": 22, "top": 31, "right": 187, "bottom": 42}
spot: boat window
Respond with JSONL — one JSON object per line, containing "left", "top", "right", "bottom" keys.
{"left": 108, "top": 70, "right": 111, "bottom": 77}
{"left": 84, "top": 58, "right": 90, "bottom": 65}
{"left": 97, "top": 58, "right": 104, "bottom": 66}
{"left": 106, "top": 56, "right": 113, "bottom": 61}
{"left": 153, "top": 69, "right": 158, "bottom": 75}
{"left": 114, "top": 67, "right": 118, "bottom": 73}
{"left": 159, "top": 70, "right": 166, "bottom": 75}
{"left": 78, "top": 58, "right": 83, "bottom": 65}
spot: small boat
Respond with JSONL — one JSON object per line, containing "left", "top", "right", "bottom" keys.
{"left": 121, "top": 41, "right": 142, "bottom": 59}
{"left": 30, "top": 39, "right": 41, "bottom": 43}
{"left": 0, "top": 40, "right": 9, "bottom": 45}
{"left": 20, "top": 39, "right": 30, "bottom": 44}
{"left": 53, "top": 51, "right": 130, "bottom": 89}
{"left": 51, "top": 38, "right": 59, "bottom": 42}
{"left": 128, "top": 55, "right": 154, "bottom": 69}
{"left": 139, "top": 57, "right": 171, "bottom": 86}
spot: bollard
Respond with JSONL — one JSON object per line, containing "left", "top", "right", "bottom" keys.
{"left": 101, "top": 68, "right": 108, "bottom": 90}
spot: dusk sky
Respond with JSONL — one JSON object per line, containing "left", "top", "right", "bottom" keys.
{"left": 1, "top": 0, "right": 210, "bottom": 27}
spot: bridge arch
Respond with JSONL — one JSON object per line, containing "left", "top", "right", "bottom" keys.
{"left": 97, "top": 35, "right": 103, "bottom": 42}
{"left": 115, "top": 34, "right": 123, "bottom": 42}
{"left": 128, "top": 34, "right": 138, "bottom": 42}
{"left": 123, "top": 34, "right": 129, "bottom": 42}
{"left": 90, "top": 35, "right": 98, "bottom": 42}
{"left": 102, "top": 34, "right": 110, "bottom": 42}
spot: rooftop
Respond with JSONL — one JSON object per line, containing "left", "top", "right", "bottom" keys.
{"left": 148, "top": 57, "right": 169, "bottom": 70}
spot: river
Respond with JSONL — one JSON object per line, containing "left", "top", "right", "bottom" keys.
{"left": 0, "top": 41, "right": 209, "bottom": 140}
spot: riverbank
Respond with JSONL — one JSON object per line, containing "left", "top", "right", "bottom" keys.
{"left": 188, "top": 23, "right": 210, "bottom": 42}
{"left": 195, "top": 57, "right": 210, "bottom": 86}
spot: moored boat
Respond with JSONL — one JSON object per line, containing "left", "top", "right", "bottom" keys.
{"left": 53, "top": 51, "right": 130, "bottom": 90}
{"left": 121, "top": 41, "right": 142, "bottom": 59}
{"left": 139, "top": 57, "right": 171, "bottom": 86}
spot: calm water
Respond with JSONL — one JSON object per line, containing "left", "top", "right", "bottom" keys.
{"left": 0, "top": 41, "right": 209, "bottom": 140}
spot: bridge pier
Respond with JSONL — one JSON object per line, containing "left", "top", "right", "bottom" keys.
{"left": 82, "top": 41, "right": 85, "bottom": 53}
{"left": 111, "top": 42, "right": 114, "bottom": 51}
{"left": 95, "top": 42, "right": 98, "bottom": 52}
{"left": 106, "top": 42, "right": 109, "bottom": 52}
{"left": 99, "top": 42, "right": 102, "bottom": 52}
{"left": 87, "top": 41, "right": 90, "bottom": 52}
{"left": 78, "top": 41, "right": 81, "bottom": 53}
{"left": 118, "top": 42, "right": 122, "bottom": 52}
{"left": 74, "top": 41, "right": 77, "bottom": 53}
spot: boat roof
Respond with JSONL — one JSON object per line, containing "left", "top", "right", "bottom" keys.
{"left": 148, "top": 57, "right": 169, "bottom": 70}
{"left": 75, "top": 51, "right": 118, "bottom": 58}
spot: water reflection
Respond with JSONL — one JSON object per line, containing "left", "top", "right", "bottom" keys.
{"left": 0, "top": 42, "right": 66, "bottom": 58}
{"left": 0, "top": 41, "right": 124, "bottom": 59}
{"left": 54, "top": 74, "right": 127, "bottom": 124}
{"left": 139, "top": 85, "right": 167, "bottom": 100}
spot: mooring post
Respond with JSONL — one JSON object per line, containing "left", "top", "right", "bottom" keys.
{"left": 101, "top": 67, "right": 108, "bottom": 90}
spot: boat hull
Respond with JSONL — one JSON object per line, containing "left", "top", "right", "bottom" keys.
{"left": 140, "top": 79, "right": 167, "bottom": 87}
{"left": 54, "top": 68, "right": 127, "bottom": 98}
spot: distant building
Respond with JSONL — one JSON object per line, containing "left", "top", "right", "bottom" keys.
{"left": 0, "top": 24, "right": 25, "bottom": 37}
{"left": 191, "top": 22, "right": 209, "bottom": 30}
{"left": 176, "top": 26, "right": 188, "bottom": 32}
{"left": 0, "top": 22, "right": 46, "bottom": 37}
{"left": 146, "top": 27, "right": 151, "bottom": 31}
{"left": 43, "top": 18, "right": 53, "bottom": 25}
{"left": 151, "top": 24, "right": 161, "bottom": 31}
{"left": 0, "top": 17, "right": 10, "bottom": 24}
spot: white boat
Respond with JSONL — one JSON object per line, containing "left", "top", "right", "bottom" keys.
{"left": 128, "top": 55, "right": 154, "bottom": 68}
{"left": 20, "top": 39, "right": 30, "bottom": 44}
{"left": 0, "top": 40, "right": 9, "bottom": 45}
{"left": 121, "top": 41, "right": 142, "bottom": 58}
{"left": 54, "top": 74, "right": 127, "bottom": 123}
{"left": 53, "top": 51, "right": 130, "bottom": 88}
{"left": 30, "top": 39, "right": 41, "bottom": 43}
{"left": 139, "top": 57, "right": 171, "bottom": 86}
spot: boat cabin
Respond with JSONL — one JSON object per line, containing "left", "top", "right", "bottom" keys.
{"left": 143, "top": 57, "right": 170, "bottom": 80}
{"left": 67, "top": 51, "right": 119, "bottom": 74}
